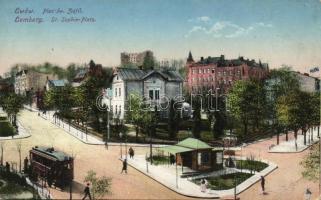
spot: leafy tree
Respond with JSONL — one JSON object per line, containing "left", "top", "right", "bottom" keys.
{"left": 213, "top": 111, "right": 226, "bottom": 139}
{"left": 2, "top": 93, "right": 24, "bottom": 127}
{"left": 168, "top": 99, "right": 178, "bottom": 139}
{"left": 277, "top": 90, "right": 313, "bottom": 145}
{"left": 142, "top": 51, "right": 155, "bottom": 70}
{"left": 228, "top": 80, "right": 266, "bottom": 139}
{"left": 266, "top": 67, "right": 300, "bottom": 142}
{"left": 84, "top": 170, "right": 111, "bottom": 200}
{"left": 192, "top": 100, "right": 201, "bottom": 139}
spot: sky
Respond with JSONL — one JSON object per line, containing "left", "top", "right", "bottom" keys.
{"left": 0, "top": 0, "right": 321, "bottom": 76}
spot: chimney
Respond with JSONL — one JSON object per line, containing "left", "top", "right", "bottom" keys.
{"left": 200, "top": 57, "right": 204, "bottom": 62}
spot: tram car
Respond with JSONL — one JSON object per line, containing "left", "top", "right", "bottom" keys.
{"left": 29, "top": 146, "right": 74, "bottom": 188}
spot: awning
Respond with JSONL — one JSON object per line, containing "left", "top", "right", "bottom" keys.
{"left": 158, "top": 145, "right": 193, "bottom": 154}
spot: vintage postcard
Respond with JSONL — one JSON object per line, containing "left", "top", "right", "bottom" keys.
{"left": 0, "top": 0, "right": 320, "bottom": 200}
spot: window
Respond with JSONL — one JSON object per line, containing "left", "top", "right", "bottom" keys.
{"left": 207, "top": 68, "right": 210, "bottom": 73}
{"left": 115, "top": 88, "right": 117, "bottom": 97}
{"left": 155, "top": 90, "right": 160, "bottom": 100}
{"left": 223, "top": 71, "right": 226, "bottom": 76}
{"left": 119, "top": 105, "right": 121, "bottom": 115}
{"left": 212, "top": 68, "right": 215, "bottom": 73}
{"left": 119, "top": 88, "right": 121, "bottom": 96}
{"left": 115, "top": 105, "right": 118, "bottom": 114}
{"left": 199, "top": 69, "right": 202, "bottom": 74}
{"left": 216, "top": 152, "right": 223, "bottom": 164}
{"left": 218, "top": 72, "right": 221, "bottom": 76}
{"left": 229, "top": 71, "right": 233, "bottom": 75}
{"left": 149, "top": 90, "right": 154, "bottom": 99}
{"left": 203, "top": 69, "right": 206, "bottom": 73}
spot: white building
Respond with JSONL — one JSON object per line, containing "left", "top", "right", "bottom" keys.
{"left": 110, "top": 68, "right": 183, "bottom": 119}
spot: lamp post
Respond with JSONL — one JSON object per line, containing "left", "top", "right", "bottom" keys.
{"left": 119, "top": 132, "right": 123, "bottom": 159}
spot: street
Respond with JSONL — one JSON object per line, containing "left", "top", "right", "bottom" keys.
{"left": 4, "top": 109, "right": 319, "bottom": 200}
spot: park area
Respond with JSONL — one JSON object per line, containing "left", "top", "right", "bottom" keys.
{"left": 0, "top": 116, "right": 16, "bottom": 137}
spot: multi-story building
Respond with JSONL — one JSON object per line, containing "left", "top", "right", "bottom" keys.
{"left": 14, "top": 70, "right": 57, "bottom": 95}
{"left": 186, "top": 52, "right": 269, "bottom": 93}
{"left": 110, "top": 67, "right": 183, "bottom": 119}
{"left": 294, "top": 71, "right": 320, "bottom": 93}
{"left": 120, "top": 50, "right": 154, "bottom": 67}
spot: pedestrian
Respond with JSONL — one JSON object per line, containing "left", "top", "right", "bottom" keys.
{"left": 304, "top": 188, "right": 312, "bottom": 200}
{"left": 121, "top": 159, "right": 127, "bottom": 174}
{"left": 82, "top": 183, "right": 92, "bottom": 200}
{"left": 261, "top": 176, "right": 265, "bottom": 194}
{"left": 129, "top": 147, "right": 134, "bottom": 159}
{"left": 200, "top": 179, "right": 207, "bottom": 193}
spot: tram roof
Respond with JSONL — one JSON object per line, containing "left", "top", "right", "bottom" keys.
{"left": 31, "top": 146, "right": 72, "bottom": 162}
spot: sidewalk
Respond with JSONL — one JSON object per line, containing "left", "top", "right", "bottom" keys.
{"left": 38, "top": 111, "right": 167, "bottom": 147}
{"left": 39, "top": 111, "right": 105, "bottom": 145}
{"left": 269, "top": 128, "right": 320, "bottom": 153}
{"left": 125, "top": 155, "right": 277, "bottom": 199}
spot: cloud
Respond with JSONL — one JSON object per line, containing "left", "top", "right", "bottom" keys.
{"left": 185, "top": 21, "right": 273, "bottom": 38}
{"left": 188, "top": 16, "right": 211, "bottom": 23}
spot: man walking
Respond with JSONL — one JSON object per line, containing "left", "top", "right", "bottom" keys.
{"left": 121, "top": 159, "right": 127, "bottom": 174}
{"left": 261, "top": 176, "right": 265, "bottom": 194}
{"left": 82, "top": 183, "right": 91, "bottom": 200}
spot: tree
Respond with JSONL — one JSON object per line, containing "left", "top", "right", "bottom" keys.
{"left": 142, "top": 51, "right": 155, "bottom": 70}
{"left": 0, "top": 141, "right": 5, "bottom": 166}
{"left": 2, "top": 93, "right": 24, "bottom": 127}
{"left": 277, "top": 90, "right": 313, "bottom": 145}
{"left": 266, "top": 67, "right": 300, "bottom": 142}
{"left": 16, "top": 141, "right": 22, "bottom": 172}
{"left": 192, "top": 100, "right": 201, "bottom": 139}
{"left": 125, "top": 94, "right": 144, "bottom": 141}
{"left": 213, "top": 111, "right": 226, "bottom": 139}
{"left": 228, "top": 80, "right": 266, "bottom": 139}
{"left": 168, "top": 99, "right": 178, "bottom": 139}
{"left": 84, "top": 170, "right": 111, "bottom": 200}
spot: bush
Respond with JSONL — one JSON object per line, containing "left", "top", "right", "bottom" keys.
{"left": 236, "top": 160, "right": 268, "bottom": 172}
{"left": 0, "top": 121, "right": 16, "bottom": 137}
{"left": 146, "top": 155, "right": 169, "bottom": 165}
{"left": 191, "top": 172, "right": 253, "bottom": 190}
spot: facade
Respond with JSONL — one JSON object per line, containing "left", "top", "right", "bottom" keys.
{"left": 14, "top": 70, "right": 57, "bottom": 95}
{"left": 295, "top": 72, "right": 320, "bottom": 93}
{"left": 110, "top": 67, "right": 183, "bottom": 119}
{"left": 186, "top": 52, "right": 269, "bottom": 93}
{"left": 120, "top": 50, "right": 154, "bottom": 67}
{"left": 72, "top": 61, "right": 103, "bottom": 87}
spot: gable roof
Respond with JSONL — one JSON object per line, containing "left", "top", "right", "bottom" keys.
{"left": 115, "top": 68, "right": 183, "bottom": 82}
{"left": 31, "top": 146, "right": 72, "bottom": 162}
{"left": 48, "top": 79, "right": 68, "bottom": 87}
{"left": 177, "top": 138, "right": 212, "bottom": 149}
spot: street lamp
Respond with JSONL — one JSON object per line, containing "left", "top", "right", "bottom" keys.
{"left": 119, "top": 132, "right": 123, "bottom": 159}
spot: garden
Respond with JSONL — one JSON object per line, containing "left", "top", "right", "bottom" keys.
{"left": 0, "top": 117, "right": 16, "bottom": 137}
{"left": 191, "top": 172, "right": 253, "bottom": 190}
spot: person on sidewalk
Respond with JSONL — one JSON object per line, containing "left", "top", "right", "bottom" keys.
{"left": 261, "top": 176, "right": 265, "bottom": 194}
{"left": 200, "top": 179, "right": 207, "bottom": 193}
{"left": 304, "top": 188, "right": 312, "bottom": 200}
{"left": 121, "top": 159, "right": 127, "bottom": 174}
{"left": 129, "top": 147, "right": 134, "bottom": 159}
{"left": 82, "top": 183, "right": 92, "bottom": 200}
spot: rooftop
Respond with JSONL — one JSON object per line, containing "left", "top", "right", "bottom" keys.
{"left": 31, "top": 146, "right": 72, "bottom": 162}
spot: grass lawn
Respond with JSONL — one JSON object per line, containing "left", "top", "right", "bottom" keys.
{"left": 236, "top": 160, "right": 268, "bottom": 172}
{"left": 0, "top": 121, "right": 16, "bottom": 137}
{"left": 192, "top": 172, "right": 253, "bottom": 190}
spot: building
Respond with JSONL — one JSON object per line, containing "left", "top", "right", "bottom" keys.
{"left": 120, "top": 50, "right": 154, "bottom": 67}
{"left": 160, "top": 138, "right": 224, "bottom": 171}
{"left": 294, "top": 72, "right": 320, "bottom": 93}
{"left": 110, "top": 67, "right": 183, "bottom": 119}
{"left": 46, "top": 79, "right": 68, "bottom": 91}
{"left": 14, "top": 70, "right": 57, "bottom": 95}
{"left": 186, "top": 52, "right": 269, "bottom": 93}
{"left": 71, "top": 61, "right": 104, "bottom": 87}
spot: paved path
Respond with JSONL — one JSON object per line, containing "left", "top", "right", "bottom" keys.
{"left": 269, "top": 128, "right": 320, "bottom": 153}
{"left": 126, "top": 155, "right": 277, "bottom": 198}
